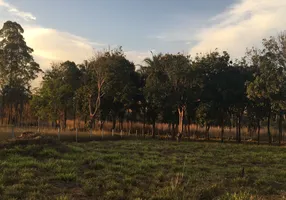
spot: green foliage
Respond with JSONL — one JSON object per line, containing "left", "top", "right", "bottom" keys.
{"left": 75, "top": 47, "right": 139, "bottom": 129}
{"left": 0, "top": 21, "right": 41, "bottom": 125}
{"left": 0, "top": 21, "right": 41, "bottom": 88}
{"left": 31, "top": 61, "right": 81, "bottom": 127}
{"left": 246, "top": 32, "right": 286, "bottom": 143}
{"left": 2, "top": 20, "right": 286, "bottom": 144}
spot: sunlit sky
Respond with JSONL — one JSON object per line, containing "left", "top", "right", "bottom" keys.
{"left": 1, "top": 0, "right": 286, "bottom": 72}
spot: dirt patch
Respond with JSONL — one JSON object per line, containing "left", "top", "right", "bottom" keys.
{"left": 17, "top": 131, "right": 42, "bottom": 139}
{"left": 0, "top": 132, "right": 60, "bottom": 149}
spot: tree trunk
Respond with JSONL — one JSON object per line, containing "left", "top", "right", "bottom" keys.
{"left": 73, "top": 110, "right": 76, "bottom": 129}
{"left": 278, "top": 111, "right": 283, "bottom": 146}
{"left": 177, "top": 107, "right": 184, "bottom": 135}
{"left": 8, "top": 104, "right": 12, "bottom": 125}
{"left": 112, "top": 115, "right": 116, "bottom": 130}
{"left": 238, "top": 115, "right": 241, "bottom": 143}
{"left": 1, "top": 96, "right": 4, "bottom": 125}
{"left": 236, "top": 117, "right": 238, "bottom": 142}
{"left": 229, "top": 114, "right": 232, "bottom": 133}
{"left": 184, "top": 124, "right": 188, "bottom": 137}
{"left": 54, "top": 120, "right": 58, "bottom": 129}
{"left": 205, "top": 124, "right": 210, "bottom": 140}
{"left": 64, "top": 109, "right": 67, "bottom": 130}
{"left": 143, "top": 109, "right": 146, "bottom": 135}
{"left": 172, "top": 123, "right": 176, "bottom": 140}
{"left": 88, "top": 114, "right": 96, "bottom": 129}
{"left": 257, "top": 119, "right": 260, "bottom": 145}
{"left": 267, "top": 112, "right": 272, "bottom": 144}
{"left": 120, "top": 119, "right": 123, "bottom": 131}
{"left": 187, "top": 123, "right": 191, "bottom": 138}
{"left": 130, "top": 120, "right": 133, "bottom": 131}
{"left": 187, "top": 115, "right": 191, "bottom": 138}
{"left": 100, "top": 120, "right": 104, "bottom": 130}
{"left": 195, "top": 124, "right": 199, "bottom": 139}
{"left": 152, "top": 119, "right": 156, "bottom": 138}
{"left": 221, "top": 113, "right": 224, "bottom": 143}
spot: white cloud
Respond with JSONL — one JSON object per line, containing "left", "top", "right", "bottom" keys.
{"left": 190, "top": 0, "right": 286, "bottom": 59}
{"left": 22, "top": 26, "right": 151, "bottom": 86}
{"left": 23, "top": 26, "right": 97, "bottom": 70}
{"left": 0, "top": 0, "right": 152, "bottom": 87}
{"left": 125, "top": 50, "right": 151, "bottom": 69}
{"left": 22, "top": 26, "right": 150, "bottom": 71}
{"left": 0, "top": 0, "right": 36, "bottom": 21}
{"left": 24, "top": 26, "right": 98, "bottom": 87}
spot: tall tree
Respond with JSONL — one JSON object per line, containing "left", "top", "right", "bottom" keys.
{"left": 0, "top": 21, "right": 41, "bottom": 89}
{"left": 0, "top": 21, "right": 41, "bottom": 124}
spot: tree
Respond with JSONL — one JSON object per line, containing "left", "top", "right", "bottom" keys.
{"left": 247, "top": 32, "right": 286, "bottom": 144}
{"left": 246, "top": 100, "right": 267, "bottom": 144}
{"left": 195, "top": 51, "right": 233, "bottom": 142}
{"left": 32, "top": 61, "right": 81, "bottom": 129}
{"left": 230, "top": 61, "right": 254, "bottom": 143}
{"left": 161, "top": 53, "right": 197, "bottom": 140}
{"left": 0, "top": 21, "right": 41, "bottom": 124}
{"left": 30, "top": 90, "right": 48, "bottom": 127}
{"left": 78, "top": 47, "right": 137, "bottom": 130}
{"left": 143, "top": 53, "right": 170, "bottom": 137}
{"left": 0, "top": 21, "right": 41, "bottom": 89}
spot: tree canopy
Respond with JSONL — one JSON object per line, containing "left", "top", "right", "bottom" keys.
{"left": 1, "top": 21, "right": 286, "bottom": 145}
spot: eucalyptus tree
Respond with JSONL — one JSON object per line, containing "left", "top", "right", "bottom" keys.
{"left": 0, "top": 21, "right": 41, "bottom": 124}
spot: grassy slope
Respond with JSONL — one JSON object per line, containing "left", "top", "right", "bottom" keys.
{"left": 0, "top": 140, "right": 286, "bottom": 200}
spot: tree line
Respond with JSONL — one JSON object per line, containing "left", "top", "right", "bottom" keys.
{"left": 1, "top": 21, "right": 286, "bottom": 144}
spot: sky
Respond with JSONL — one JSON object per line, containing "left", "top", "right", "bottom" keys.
{"left": 0, "top": 0, "right": 286, "bottom": 74}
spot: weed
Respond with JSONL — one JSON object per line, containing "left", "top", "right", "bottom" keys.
{"left": 56, "top": 172, "right": 77, "bottom": 182}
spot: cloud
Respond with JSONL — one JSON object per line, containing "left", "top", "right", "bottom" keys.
{"left": 0, "top": 0, "right": 151, "bottom": 86}
{"left": 20, "top": 26, "right": 106, "bottom": 87}
{"left": 189, "top": 0, "right": 286, "bottom": 59}
{"left": 22, "top": 25, "right": 150, "bottom": 70}
{"left": 125, "top": 50, "right": 151, "bottom": 69}
{"left": 0, "top": 0, "right": 36, "bottom": 21}
{"left": 23, "top": 26, "right": 98, "bottom": 70}
{"left": 22, "top": 26, "right": 151, "bottom": 86}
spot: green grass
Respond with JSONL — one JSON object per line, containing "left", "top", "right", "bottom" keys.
{"left": 0, "top": 140, "right": 286, "bottom": 199}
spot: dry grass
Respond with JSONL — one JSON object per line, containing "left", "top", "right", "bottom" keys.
{"left": 0, "top": 121, "right": 283, "bottom": 144}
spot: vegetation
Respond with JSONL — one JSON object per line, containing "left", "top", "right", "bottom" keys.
{"left": 0, "top": 140, "right": 286, "bottom": 199}
{"left": 0, "top": 20, "right": 286, "bottom": 145}
{"left": 1, "top": 20, "right": 286, "bottom": 199}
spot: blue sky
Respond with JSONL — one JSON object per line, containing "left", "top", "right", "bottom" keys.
{"left": 0, "top": 0, "right": 286, "bottom": 72}
{"left": 6, "top": 0, "right": 233, "bottom": 52}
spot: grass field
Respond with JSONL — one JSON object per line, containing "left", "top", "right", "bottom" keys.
{"left": 0, "top": 139, "right": 286, "bottom": 200}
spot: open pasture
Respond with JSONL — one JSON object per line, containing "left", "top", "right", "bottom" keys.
{"left": 0, "top": 139, "right": 285, "bottom": 199}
